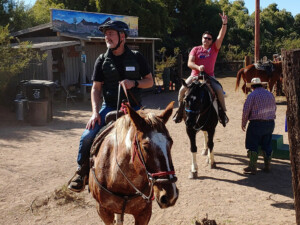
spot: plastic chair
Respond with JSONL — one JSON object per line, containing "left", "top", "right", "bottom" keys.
{"left": 61, "top": 86, "right": 76, "bottom": 107}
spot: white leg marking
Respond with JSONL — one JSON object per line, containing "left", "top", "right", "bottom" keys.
{"left": 115, "top": 214, "right": 123, "bottom": 225}
{"left": 191, "top": 152, "right": 198, "bottom": 172}
{"left": 203, "top": 131, "right": 208, "bottom": 150}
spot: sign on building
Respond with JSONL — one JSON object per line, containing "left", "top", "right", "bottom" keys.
{"left": 51, "top": 9, "right": 138, "bottom": 37}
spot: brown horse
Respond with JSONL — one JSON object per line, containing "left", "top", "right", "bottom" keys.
{"left": 235, "top": 61, "right": 282, "bottom": 94}
{"left": 89, "top": 101, "right": 178, "bottom": 225}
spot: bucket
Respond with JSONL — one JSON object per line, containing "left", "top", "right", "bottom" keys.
{"left": 14, "top": 99, "right": 28, "bottom": 121}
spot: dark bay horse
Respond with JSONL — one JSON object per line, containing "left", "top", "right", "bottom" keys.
{"left": 183, "top": 79, "right": 218, "bottom": 179}
{"left": 235, "top": 61, "right": 282, "bottom": 94}
{"left": 89, "top": 101, "right": 178, "bottom": 225}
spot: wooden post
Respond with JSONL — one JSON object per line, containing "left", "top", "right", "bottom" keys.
{"left": 80, "top": 40, "right": 87, "bottom": 101}
{"left": 175, "top": 54, "right": 183, "bottom": 91}
{"left": 255, "top": 0, "right": 260, "bottom": 63}
{"left": 282, "top": 49, "right": 300, "bottom": 224}
{"left": 46, "top": 50, "right": 53, "bottom": 80}
{"left": 244, "top": 56, "right": 252, "bottom": 67}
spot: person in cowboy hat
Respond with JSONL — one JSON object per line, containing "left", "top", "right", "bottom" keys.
{"left": 242, "top": 77, "right": 276, "bottom": 174}
{"left": 68, "top": 20, "right": 153, "bottom": 192}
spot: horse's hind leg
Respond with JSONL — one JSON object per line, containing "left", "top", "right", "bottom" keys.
{"left": 97, "top": 204, "right": 115, "bottom": 225}
{"left": 206, "top": 130, "right": 216, "bottom": 169}
{"left": 201, "top": 131, "right": 208, "bottom": 155}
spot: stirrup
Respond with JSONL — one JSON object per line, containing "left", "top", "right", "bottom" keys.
{"left": 68, "top": 174, "right": 87, "bottom": 193}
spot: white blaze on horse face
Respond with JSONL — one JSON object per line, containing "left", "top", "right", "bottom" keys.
{"left": 150, "top": 132, "right": 170, "bottom": 170}
{"left": 150, "top": 131, "right": 178, "bottom": 200}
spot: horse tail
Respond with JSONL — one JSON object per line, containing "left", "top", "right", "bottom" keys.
{"left": 235, "top": 68, "right": 244, "bottom": 91}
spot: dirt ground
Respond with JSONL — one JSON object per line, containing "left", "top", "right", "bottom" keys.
{"left": 0, "top": 72, "right": 295, "bottom": 225}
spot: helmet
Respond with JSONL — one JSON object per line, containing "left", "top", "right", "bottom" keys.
{"left": 98, "top": 20, "right": 129, "bottom": 37}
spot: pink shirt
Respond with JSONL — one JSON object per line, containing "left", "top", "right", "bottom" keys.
{"left": 189, "top": 43, "right": 219, "bottom": 77}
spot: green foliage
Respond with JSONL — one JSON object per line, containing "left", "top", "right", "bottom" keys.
{"left": 155, "top": 47, "right": 180, "bottom": 79}
{"left": 282, "top": 38, "right": 300, "bottom": 50}
{"left": 9, "top": 1, "right": 35, "bottom": 31}
{"left": 30, "top": 0, "right": 65, "bottom": 25}
{"left": 0, "top": 25, "right": 46, "bottom": 90}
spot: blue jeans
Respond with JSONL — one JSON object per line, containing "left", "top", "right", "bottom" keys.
{"left": 245, "top": 120, "right": 275, "bottom": 157}
{"left": 77, "top": 102, "right": 140, "bottom": 166}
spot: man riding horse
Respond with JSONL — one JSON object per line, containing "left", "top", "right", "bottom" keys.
{"left": 68, "top": 20, "right": 153, "bottom": 192}
{"left": 173, "top": 12, "right": 229, "bottom": 127}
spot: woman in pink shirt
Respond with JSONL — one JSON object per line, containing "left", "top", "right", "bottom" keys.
{"left": 173, "top": 12, "right": 228, "bottom": 127}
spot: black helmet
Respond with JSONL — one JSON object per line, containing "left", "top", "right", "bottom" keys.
{"left": 98, "top": 20, "right": 129, "bottom": 37}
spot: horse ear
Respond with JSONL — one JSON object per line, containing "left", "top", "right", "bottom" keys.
{"left": 181, "top": 79, "right": 187, "bottom": 87}
{"left": 126, "top": 104, "right": 148, "bottom": 131}
{"left": 158, "top": 101, "right": 174, "bottom": 124}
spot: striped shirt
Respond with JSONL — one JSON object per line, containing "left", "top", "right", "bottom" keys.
{"left": 242, "top": 87, "right": 276, "bottom": 127}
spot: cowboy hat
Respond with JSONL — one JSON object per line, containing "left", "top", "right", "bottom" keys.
{"left": 246, "top": 77, "right": 268, "bottom": 88}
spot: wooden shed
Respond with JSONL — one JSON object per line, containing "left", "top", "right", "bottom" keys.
{"left": 12, "top": 10, "right": 160, "bottom": 99}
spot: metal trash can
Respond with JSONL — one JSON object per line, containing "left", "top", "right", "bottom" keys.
{"left": 27, "top": 100, "right": 48, "bottom": 126}
{"left": 14, "top": 99, "right": 28, "bottom": 121}
{"left": 20, "top": 80, "right": 56, "bottom": 124}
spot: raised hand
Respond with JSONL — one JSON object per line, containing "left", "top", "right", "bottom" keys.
{"left": 219, "top": 11, "right": 228, "bottom": 24}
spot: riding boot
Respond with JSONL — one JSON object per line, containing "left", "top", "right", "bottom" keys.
{"left": 263, "top": 151, "right": 272, "bottom": 172}
{"left": 173, "top": 101, "right": 185, "bottom": 123}
{"left": 243, "top": 151, "right": 258, "bottom": 175}
{"left": 68, "top": 160, "right": 90, "bottom": 193}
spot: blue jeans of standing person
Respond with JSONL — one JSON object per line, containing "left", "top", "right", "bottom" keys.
{"left": 245, "top": 120, "right": 275, "bottom": 157}
{"left": 76, "top": 102, "right": 140, "bottom": 167}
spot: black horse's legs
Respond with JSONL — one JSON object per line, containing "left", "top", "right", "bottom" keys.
{"left": 187, "top": 127, "right": 198, "bottom": 178}
{"left": 206, "top": 129, "right": 216, "bottom": 169}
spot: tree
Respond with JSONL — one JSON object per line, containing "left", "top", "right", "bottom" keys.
{"left": 8, "top": 1, "right": 35, "bottom": 31}
{"left": 30, "top": 0, "right": 64, "bottom": 25}
{"left": 0, "top": 0, "right": 14, "bottom": 27}
{"left": 0, "top": 25, "right": 45, "bottom": 103}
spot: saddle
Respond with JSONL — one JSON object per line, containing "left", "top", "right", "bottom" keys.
{"left": 254, "top": 61, "right": 274, "bottom": 74}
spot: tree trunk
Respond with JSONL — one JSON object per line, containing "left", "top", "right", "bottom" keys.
{"left": 282, "top": 49, "right": 300, "bottom": 224}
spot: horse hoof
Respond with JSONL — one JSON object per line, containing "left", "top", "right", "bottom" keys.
{"left": 210, "top": 162, "right": 216, "bottom": 169}
{"left": 188, "top": 171, "right": 197, "bottom": 179}
{"left": 201, "top": 149, "right": 208, "bottom": 156}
